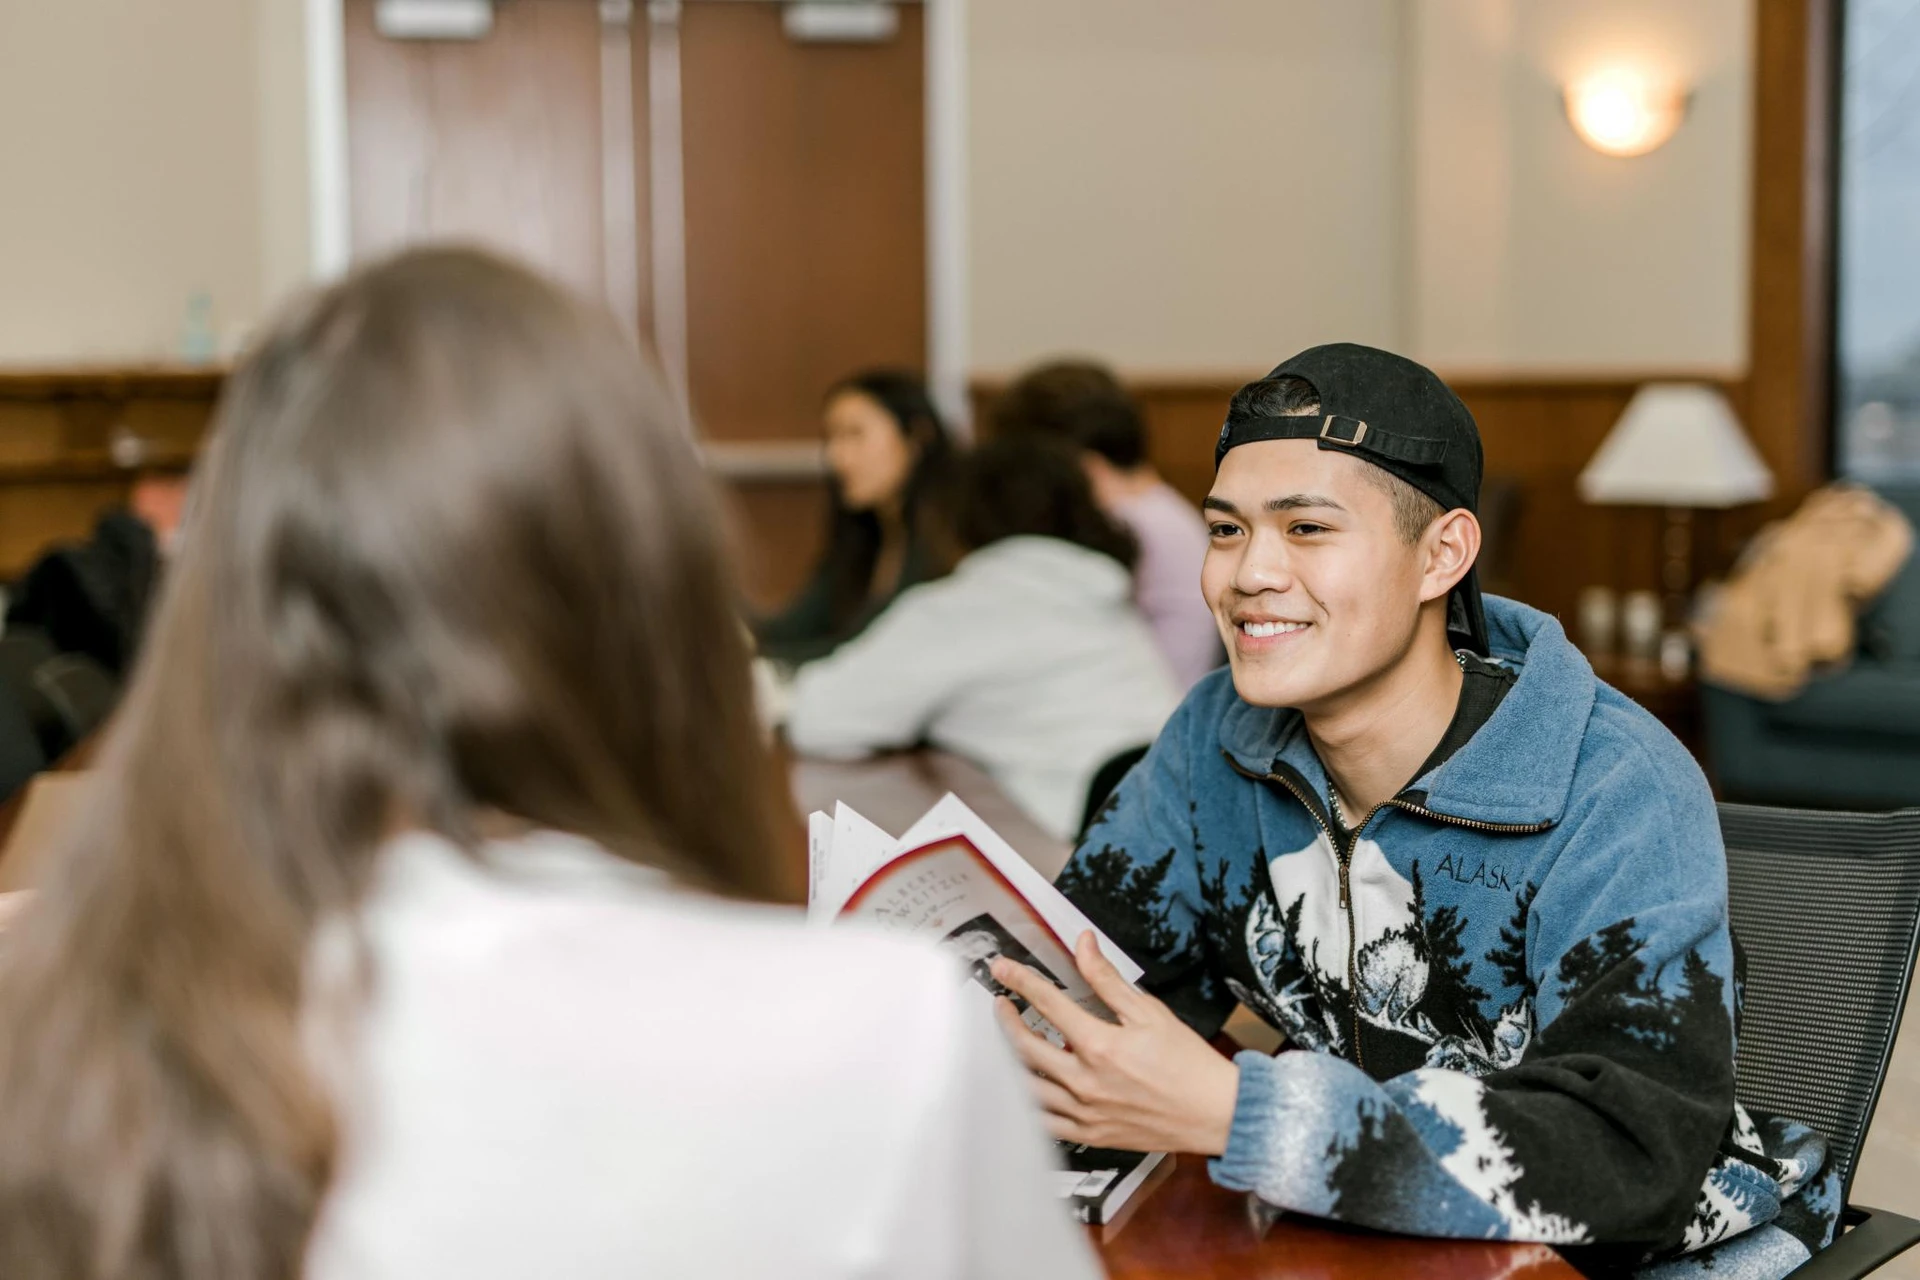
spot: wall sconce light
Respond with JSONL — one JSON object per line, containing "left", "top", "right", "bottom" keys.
{"left": 1564, "top": 70, "right": 1689, "bottom": 157}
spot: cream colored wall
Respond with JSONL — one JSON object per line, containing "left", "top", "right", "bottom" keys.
{"left": 966, "top": 0, "right": 1409, "bottom": 378}
{"left": 1, "top": 1, "right": 1752, "bottom": 375}
{"left": 258, "top": 0, "right": 317, "bottom": 311}
{"left": 1407, "top": 0, "right": 1752, "bottom": 373}
{"left": 967, "top": 0, "right": 1753, "bottom": 379}
{"left": 0, "top": 0, "right": 310, "bottom": 364}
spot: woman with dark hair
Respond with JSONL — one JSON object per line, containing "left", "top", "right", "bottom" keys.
{"left": 0, "top": 251, "right": 1097, "bottom": 1280}
{"left": 991, "top": 359, "right": 1222, "bottom": 687}
{"left": 786, "top": 437, "right": 1179, "bottom": 840}
{"left": 754, "top": 369, "right": 957, "bottom": 664}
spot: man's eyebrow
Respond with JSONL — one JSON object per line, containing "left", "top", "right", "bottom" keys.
{"left": 1201, "top": 494, "right": 1348, "bottom": 516}
{"left": 1265, "top": 493, "right": 1347, "bottom": 514}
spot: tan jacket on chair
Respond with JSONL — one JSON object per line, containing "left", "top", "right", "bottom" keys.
{"left": 1698, "top": 485, "right": 1915, "bottom": 700}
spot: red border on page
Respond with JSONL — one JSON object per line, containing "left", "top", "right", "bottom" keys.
{"left": 836, "top": 834, "right": 1075, "bottom": 953}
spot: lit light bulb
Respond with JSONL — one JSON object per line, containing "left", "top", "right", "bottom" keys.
{"left": 1564, "top": 70, "right": 1687, "bottom": 157}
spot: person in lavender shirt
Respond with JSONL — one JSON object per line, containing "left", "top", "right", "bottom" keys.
{"left": 991, "top": 360, "right": 1223, "bottom": 687}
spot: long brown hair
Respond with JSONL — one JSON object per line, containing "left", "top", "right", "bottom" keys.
{"left": 815, "top": 369, "right": 957, "bottom": 628}
{"left": 0, "top": 248, "right": 791, "bottom": 1278}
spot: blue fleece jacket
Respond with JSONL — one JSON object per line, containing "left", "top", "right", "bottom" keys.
{"left": 1056, "top": 596, "right": 1840, "bottom": 1278}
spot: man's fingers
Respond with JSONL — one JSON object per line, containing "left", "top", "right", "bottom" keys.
{"left": 992, "top": 997, "right": 1087, "bottom": 1090}
{"left": 1030, "top": 1075, "right": 1089, "bottom": 1122}
{"left": 990, "top": 957, "right": 1104, "bottom": 1046}
{"left": 1043, "top": 1111, "right": 1096, "bottom": 1146}
{"left": 1073, "top": 930, "right": 1144, "bottom": 1020}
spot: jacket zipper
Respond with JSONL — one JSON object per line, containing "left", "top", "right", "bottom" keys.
{"left": 1225, "top": 755, "right": 1368, "bottom": 1071}
{"left": 1224, "top": 753, "right": 1555, "bottom": 1073}
{"left": 1378, "top": 796, "right": 1553, "bottom": 837}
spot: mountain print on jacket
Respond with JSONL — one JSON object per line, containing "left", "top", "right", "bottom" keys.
{"left": 1054, "top": 597, "right": 1842, "bottom": 1280}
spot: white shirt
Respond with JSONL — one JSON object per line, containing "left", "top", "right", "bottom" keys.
{"left": 784, "top": 536, "right": 1182, "bottom": 840}
{"left": 304, "top": 829, "right": 1101, "bottom": 1280}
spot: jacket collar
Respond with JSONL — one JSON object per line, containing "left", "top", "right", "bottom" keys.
{"left": 1217, "top": 596, "right": 1595, "bottom": 828}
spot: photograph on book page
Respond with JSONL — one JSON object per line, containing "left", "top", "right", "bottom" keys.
{"left": 942, "top": 913, "right": 1069, "bottom": 1018}
{"left": 838, "top": 832, "right": 1110, "bottom": 1047}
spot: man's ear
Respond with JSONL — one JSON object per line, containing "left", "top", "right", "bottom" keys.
{"left": 1419, "top": 509, "right": 1481, "bottom": 604}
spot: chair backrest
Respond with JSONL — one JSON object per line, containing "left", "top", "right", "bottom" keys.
{"left": 1077, "top": 744, "right": 1152, "bottom": 845}
{"left": 1718, "top": 803, "right": 1920, "bottom": 1202}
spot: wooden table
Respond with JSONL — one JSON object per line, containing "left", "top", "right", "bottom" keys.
{"left": 0, "top": 776, "right": 30, "bottom": 847}
{"left": 0, "top": 735, "right": 95, "bottom": 870}
{"left": 4, "top": 740, "right": 1584, "bottom": 1278}
{"left": 787, "top": 747, "right": 1581, "bottom": 1280}
{"left": 1097, "top": 1156, "right": 1577, "bottom": 1279}
{"left": 790, "top": 749, "right": 1074, "bottom": 878}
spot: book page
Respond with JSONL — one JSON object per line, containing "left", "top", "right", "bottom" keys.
{"left": 837, "top": 832, "right": 1116, "bottom": 1046}
{"left": 806, "top": 811, "right": 835, "bottom": 925}
{"left": 895, "top": 794, "right": 1142, "bottom": 984}
{"left": 807, "top": 802, "right": 897, "bottom": 925}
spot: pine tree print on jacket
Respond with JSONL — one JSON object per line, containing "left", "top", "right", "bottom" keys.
{"left": 1055, "top": 596, "right": 1841, "bottom": 1279}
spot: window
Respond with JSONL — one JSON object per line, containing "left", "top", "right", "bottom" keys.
{"left": 1835, "top": 0, "right": 1920, "bottom": 483}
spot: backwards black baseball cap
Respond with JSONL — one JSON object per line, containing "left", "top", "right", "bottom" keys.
{"left": 1214, "top": 342, "right": 1489, "bottom": 655}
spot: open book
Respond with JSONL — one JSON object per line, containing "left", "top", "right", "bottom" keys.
{"left": 807, "top": 793, "right": 1170, "bottom": 1226}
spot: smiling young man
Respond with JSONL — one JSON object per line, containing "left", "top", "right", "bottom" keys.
{"left": 989, "top": 345, "right": 1840, "bottom": 1279}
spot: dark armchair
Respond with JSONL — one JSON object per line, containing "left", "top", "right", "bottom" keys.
{"left": 1704, "top": 485, "right": 1920, "bottom": 809}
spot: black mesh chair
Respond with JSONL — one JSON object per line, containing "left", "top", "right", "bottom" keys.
{"left": 1719, "top": 803, "right": 1920, "bottom": 1278}
{"left": 1076, "top": 744, "right": 1151, "bottom": 846}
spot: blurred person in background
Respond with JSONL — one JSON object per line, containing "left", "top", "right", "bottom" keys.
{"left": 0, "top": 470, "right": 186, "bottom": 800}
{"left": 991, "top": 360, "right": 1222, "bottom": 687}
{"left": 754, "top": 370, "right": 959, "bottom": 666}
{"left": 786, "top": 435, "right": 1180, "bottom": 841}
{"left": 0, "top": 250, "right": 1098, "bottom": 1280}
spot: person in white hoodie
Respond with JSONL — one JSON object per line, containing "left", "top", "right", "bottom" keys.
{"left": 0, "top": 250, "right": 1099, "bottom": 1280}
{"left": 787, "top": 436, "right": 1181, "bottom": 840}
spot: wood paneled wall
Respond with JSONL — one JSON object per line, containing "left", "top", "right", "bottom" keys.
{"left": 0, "top": 361, "right": 830, "bottom": 620}
{"left": 0, "top": 369, "right": 218, "bottom": 581}
{"left": 727, "top": 478, "right": 830, "bottom": 615}
{"left": 0, "top": 367, "right": 1764, "bottom": 632}
{"left": 965, "top": 372, "right": 1763, "bottom": 631}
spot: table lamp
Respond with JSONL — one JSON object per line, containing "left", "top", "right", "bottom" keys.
{"left": 1577, "top": 383, "right": 1774, "bottom": 659}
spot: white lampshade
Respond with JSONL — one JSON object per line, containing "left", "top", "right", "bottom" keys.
{"left": 1577, "top": 383, "right": 1774, "bottom": 508}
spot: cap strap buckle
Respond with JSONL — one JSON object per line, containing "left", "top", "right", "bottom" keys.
{"left": 1319, "top": 415, "right": 1369, "bottom": 448}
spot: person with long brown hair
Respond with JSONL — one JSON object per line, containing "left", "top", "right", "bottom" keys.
{"left": 0, "top": 249, "right": 1099, "bottom": 1280}
{"left": 754, "top": 370, "right": 959, "bottom": 665}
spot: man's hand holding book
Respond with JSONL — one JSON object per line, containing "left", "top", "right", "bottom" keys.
{"left": 990, "top": 930, "right": 1240, "bottom": 1157}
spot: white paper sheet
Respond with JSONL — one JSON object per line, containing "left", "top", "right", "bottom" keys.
{"left": 805, "top": 802, "right": 899, "bottom": 925}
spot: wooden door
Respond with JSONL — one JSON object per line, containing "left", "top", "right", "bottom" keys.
{"left": 342, "top": 0, "right": 614, "bottom": 306}
{"left": 679, "top": 2, "right": 925, "bottom": 442}
{"left": 677, "top": 2, "right": 925, "bottom": 607}
{"left": 338, "top": 0, "right": 927, "bottom": 609}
